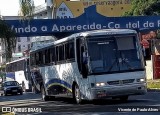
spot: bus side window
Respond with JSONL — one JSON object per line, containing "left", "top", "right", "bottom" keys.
{"left": 45, "top": 49, "right": 50, "bottom": 64}
{"left": 65, "top": 43, "right": 69, "bottom": 60}
{"left": 56, "top": 46, "right": 59, "bottom": 62}
{"left": 65, "top": 41, "right": 75, "bottom": 61}
{"left": 76, "top": 38, "right": 81, "bottom": 72}
{"left": 42, "top": 51, "right": 45, "bottom": 65}
{"left": 50, "top": 47, "right": 55, "bottom": 64}
{"left": 48, "top": 49, "right": 51, "bottom": 63}
{"left": 59, "top": 45, "right": 65, "bottom": 62}
{"left": 69, "top": 42, "right": 75, "bottom": 59}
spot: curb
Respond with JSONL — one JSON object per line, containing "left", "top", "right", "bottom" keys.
{"left": 147, "top": 89, "right": 160, "bottom": 92}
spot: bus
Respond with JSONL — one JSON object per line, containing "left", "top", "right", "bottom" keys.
{"left": 6, "top": 57, "right": 32, "bottom": 92}
{"left": 30, "top": 29, "right": 147, "bottom": 104}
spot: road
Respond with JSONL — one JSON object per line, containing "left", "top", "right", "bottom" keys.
{"left": 0, "top": 91, "right": 160, "bottom": 115}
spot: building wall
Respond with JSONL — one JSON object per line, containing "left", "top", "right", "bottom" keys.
{"left": 15, "top": 37, "right": 31, "bottom": 53}
{"left": 34, "top": 0, "right": 53, "bottom": 19}
{"left": 31, "top": 0, "right": 54, "bottom": 50}
{"left": 146, "top": 60, "right": 153, "bottom": 80}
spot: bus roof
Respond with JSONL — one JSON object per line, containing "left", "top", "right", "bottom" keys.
{"left": 30, "top": 29, "right": 137, "bottom": 52}
{"left": 54, "top": 29, "right": 137, "bottom": 45}
{"left": 80, "top": 29, "right": 137, "bottom": 36}
{"left": 6, "top": 57, "right": 29, "bottom": 65}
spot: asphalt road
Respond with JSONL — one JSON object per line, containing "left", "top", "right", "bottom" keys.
{"left": 0, "top": 91, "right": 160, "bottom": 115}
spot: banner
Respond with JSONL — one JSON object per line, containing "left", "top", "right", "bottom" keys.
{"left": 55, "top": 0, "right": 131, "bottom": 18}
{"left": 5, "top": 5, "right": 160, "bottom": 37}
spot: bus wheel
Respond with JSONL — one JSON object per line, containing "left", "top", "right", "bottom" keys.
{"left": 74, "top": 84, "right": 82, "bottom": 104}
{"left": 119, "top": 96, "right": 128, "bottom": 102}
{"left": 41, "top": 86, "right": 49, "bottom": 101}
{"left": 20, "top": 91, "right": 23, "bottom": 95}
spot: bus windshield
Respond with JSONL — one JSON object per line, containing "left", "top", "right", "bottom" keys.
{"left": 87, "top": 35, "right": 145, "bottom": 74}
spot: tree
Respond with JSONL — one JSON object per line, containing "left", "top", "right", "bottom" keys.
{"left": 0, "top": 0, "right": 34, "bottom": 63}
{"left": 123, "top": 0, "right": 160, "bottom": 16}
{"left": 19, "top": 0, "right": 35, "bottom": 20}
{"left": 0, "top": 19, "right": 17, "bottom": 62}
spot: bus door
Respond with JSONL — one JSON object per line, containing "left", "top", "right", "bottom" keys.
{"left": 76, "top": 38, "right": 90, "bottom": 95}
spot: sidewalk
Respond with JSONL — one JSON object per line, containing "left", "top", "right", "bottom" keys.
{"left": 147, "top": 88, "right": 160, "bottom": 92}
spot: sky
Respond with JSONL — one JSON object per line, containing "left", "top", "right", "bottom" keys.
{"left": 0, "top": 0, "right": 45, "bottom": 16}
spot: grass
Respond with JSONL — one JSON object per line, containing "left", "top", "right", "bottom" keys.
{"left": 1, "top": 113, "right": 14, "bottom": 115}
{"left": 0, "top": 108, "right": 14, "bottom": 115}
{"left": 147, "top": 79, "right": 160, "bottom": 89}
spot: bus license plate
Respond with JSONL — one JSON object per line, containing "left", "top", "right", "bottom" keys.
{"left": 12, "top": 90, "right": 17, "bottom": 92}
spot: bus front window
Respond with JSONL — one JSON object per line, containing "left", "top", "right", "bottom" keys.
{"left": 87, "top": 35, "right": 145, "bottom": 74}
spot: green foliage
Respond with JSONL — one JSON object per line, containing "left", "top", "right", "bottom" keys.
{"left": 0, "top": 0, "right": 34, "bottom": 63}
{"left": 0, "top": 66, "right": 5, "bottom": 72}
{"left": 123, "top": 0, "right": 160, "bottom": 16}
{"left": 157, "top": 30, "right": 160, "bottom": 39}
{"left": 147, "top": 79, "right": 160, "bottom": 89}
{"left": 19, "top": 0, "right": 35, "bottom": 20}
{"left": 0, "top": 19, "right": 17, "bottom": 62}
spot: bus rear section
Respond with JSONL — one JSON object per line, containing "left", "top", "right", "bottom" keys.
{"left": 5, "top": 72, "right": 15, "bottom": 81}
{"left": 5, "top": 57, "right": 32, "bottom": 92}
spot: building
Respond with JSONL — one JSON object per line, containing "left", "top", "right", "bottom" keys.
{"left": 34, "top": 0, "right": 53, "bottom": 19}
{"left": 31, "top": 0, "right": 55, "bottom": 50}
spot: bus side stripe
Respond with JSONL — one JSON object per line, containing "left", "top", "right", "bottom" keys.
{"left": 47, "top": 83, "right": 72, "bottom": 92}
{"left": 45, "top": 79, "right": 72, "bottom": 91}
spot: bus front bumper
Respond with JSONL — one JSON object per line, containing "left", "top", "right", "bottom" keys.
{"left": 90, "top": 83, "right": 147, "bottom": 99}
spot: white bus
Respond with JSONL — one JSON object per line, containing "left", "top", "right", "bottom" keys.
{"left": 30, "top": 29, "right": 147, "bottom": 103}
{"left": 6, "top": 57, "right": 32, "bottom": 92}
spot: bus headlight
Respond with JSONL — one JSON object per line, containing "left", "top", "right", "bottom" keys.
{"left": 96, "top": 82, "right": 105, "bottom": 87}
{"left": 137, "top": 78, "right": 145, "bottom": 82}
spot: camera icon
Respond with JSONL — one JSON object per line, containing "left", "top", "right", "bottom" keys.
{"left": 2, "top": 107, "right": 12, "bottom": 112}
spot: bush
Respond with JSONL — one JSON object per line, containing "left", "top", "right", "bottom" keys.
{"left": 147, "top": 79, "right": 160, "bottom": 89}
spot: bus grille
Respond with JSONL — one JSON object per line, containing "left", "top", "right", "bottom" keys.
{"left": 107, "top": 79, "right": 135, "bottom": 85}
{"left": 123, "top": 79, "right": 135, "bottom": 84}
{"left": 107, "top": 80, "right": 119, "bottom": 85}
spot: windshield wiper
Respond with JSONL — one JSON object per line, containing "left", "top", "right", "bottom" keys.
{"left": 108, "top": 51, "right": 120, "bottom": 72}
{"left": 121, "top": 58, "right": 134, "bottom": 70}
{"left": 108, "top": 51, "right": 135, "bottom": 72}
{"left": 120, "top": 51, "right": 134, "bottom": 70}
